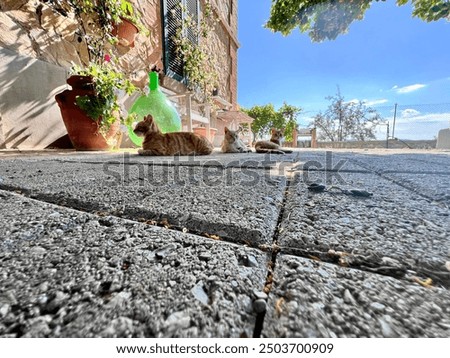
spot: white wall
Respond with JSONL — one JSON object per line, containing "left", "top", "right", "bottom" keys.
{"left": 437, "top": 128, "right": 450, "bottom": 150}
{"left": 0, "top": 48, "right": 68, "bottom": 149}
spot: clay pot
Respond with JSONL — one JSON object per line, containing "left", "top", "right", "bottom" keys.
{"left": 193, "top": 127, "right": 217, "bottom": 142}
{"left": 66, "top": 75, "right": 94, "bottom": 90}
{"left": 112, "top": 18, "right": 139, "bottom": 47}
{"left": 55, "top": 76, "right": 121, "bottom": 151}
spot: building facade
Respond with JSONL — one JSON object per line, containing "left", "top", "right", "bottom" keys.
{"left": 0, "top": 0, "right": 247, "bottom": 149}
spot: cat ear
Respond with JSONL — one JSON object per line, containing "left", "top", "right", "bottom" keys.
{"left": 224, "top": 127, "right": 229, "bottom": 133}
{"left": 271, "top": 128, "right": 277, "bottom": 135}
{"left": 144, "top": 115, "right": 153, "bottom": 123}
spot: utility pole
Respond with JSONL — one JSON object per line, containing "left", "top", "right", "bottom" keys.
{"left": 386, "top": 121, "right": 390, "bottom": 149}
{"left": 392, "top": 103, "right": 397, "bottom": 139}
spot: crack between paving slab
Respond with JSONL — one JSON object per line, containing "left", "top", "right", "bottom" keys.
{"left": 50, "top": 158, "right": 284, "bottom": 171}
{"left": 257, "top": 171, "right": 450, "bottom": 310}
{"left": 267, "top": 240, "right": 450, "bottom": 291}
{"left": 290, "top": 167, "right": 371, "bottom": 174}
{"left": 253, "top": 171, "right": 294, "bottom": 338}
{"left": 347, "top": 159, "right": 449, "bottom": 208}
{"left": 278, "top": 173, "right": 450, "bottom": 289}
{"left": 0, "top": 184, "right": 246, "bottom": 243}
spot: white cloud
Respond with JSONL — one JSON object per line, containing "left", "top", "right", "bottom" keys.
{"left": 375, "top": 112, "right": 450, "bottom": 140}
{"left": 392, "top": 84, "right": 426, "bottom": 94}
{"left": 400, "top": 109, "right": 421, "bottom": 118}
{"left": 345, "top": 98, "right": 389, "bottom": 106}
{"left": 395, "top": 112, "right": 450, "bottom": 124}
{"left": 364, "top": 99, "right": 389, "bottom": 106}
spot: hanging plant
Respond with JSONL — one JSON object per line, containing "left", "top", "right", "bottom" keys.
{"left": 172, "top": 1, "right": 220, "bottom": 104}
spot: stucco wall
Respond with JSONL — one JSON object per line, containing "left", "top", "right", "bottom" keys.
{"left": 436, "top": 128, "right": 450, "bottom": 149}
{"left": 0, "top": 47, "right": 68, "bottom": 149}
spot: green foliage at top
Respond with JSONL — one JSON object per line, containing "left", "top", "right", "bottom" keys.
{"left": 266, "top": 0, "right": 450, "bottom": 41}
{"left": 243, "top": 102, "right": 302, "bottom": 142}
{"left": 69, "top": 0, "right": 148, "bottom": 35}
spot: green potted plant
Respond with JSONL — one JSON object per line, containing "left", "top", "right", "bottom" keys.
{"left": 70, "top": 0, "right": 148, "bottom": 47}
{"left": 55, "top": 58, "right": 137, "bottom": 150}
{"left": 111, "top": 0, "right": 149, "bottom": 47}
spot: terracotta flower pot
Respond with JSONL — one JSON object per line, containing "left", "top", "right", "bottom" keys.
{"left": 66, "top": 75, "right": 94, "bottom": 90}
{"left": 55, "top": 75, "right": 121, "bottom": 151}
{"left": 193, "top": 127, "right": 217, "bottom": 142}
{"left": 112, "top": 17, "right": 139, "bottom": 47}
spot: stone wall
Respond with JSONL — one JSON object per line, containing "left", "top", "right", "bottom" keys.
{"left": 209, "top": 0, "right": 238, "bottom": 108}
{"left": 316, "top": 139, "right": 437, "bottom": 150}
{"left": 0, "top": 0, "right": 164, "bottom": 83}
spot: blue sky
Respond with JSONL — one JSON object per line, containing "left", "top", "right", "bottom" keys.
{"left": 237, "top": 0, "right": 450, "bottom": 139}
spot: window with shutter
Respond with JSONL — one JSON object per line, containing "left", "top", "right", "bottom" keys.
{"left": 161, "top": 0, "right": 200, "bottom": 83}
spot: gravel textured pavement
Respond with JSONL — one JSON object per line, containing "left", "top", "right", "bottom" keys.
{"left": 0, "top": 149, "right": 449, "bottom": 337}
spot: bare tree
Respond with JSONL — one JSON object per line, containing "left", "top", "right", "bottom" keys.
{"left": 311, "top": 91, "right": 381, "bottom": 142}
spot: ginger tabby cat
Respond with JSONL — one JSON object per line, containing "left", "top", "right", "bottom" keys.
{"left": 134, "top": 115, "right": 214, "bottom": 156}
{"left": 254, "top": 128, "right": 293, "bottom": 154}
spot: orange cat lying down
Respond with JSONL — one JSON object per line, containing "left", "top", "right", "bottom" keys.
{"left": 134, "top": 115, "right": 214, "bottom": 156}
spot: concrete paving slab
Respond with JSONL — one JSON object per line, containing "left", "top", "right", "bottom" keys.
{"left": 288, "top": 151, "right": 370, "bottom": 173}
{"left": 381, "top": 172, "right": 450, "bottom": 205}
{"left": 336, "top": 151, "right": 450, "bottom": 205}
{"left": 0, "top": 190, "right": 269, "bottom": 338}
{"left": 0, "top": 150, "right": 301, "bottom": 169}
{"left": 348, "top": 152, "right": 450, "bottom": 174}
{"left": 279, "top": 171, "right": 450, "bottom": 286}
{"left": 263, "top": 255, "right": 450, "bottom": 337}
{"left": 0, "top": 159, "right": 286, "bottom": 246}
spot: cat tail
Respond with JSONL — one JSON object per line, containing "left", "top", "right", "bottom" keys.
{"left": 255, "top": 148, "right": 286, "bottom": 155}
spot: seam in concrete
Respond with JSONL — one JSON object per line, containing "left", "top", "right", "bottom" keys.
{"left": 49, "top": 159, "right": 281, "bottom": 171}
{"left": 292, "top": 168, "right": 371, "bottom": 174}
{"left": 276, "top": 171, "right": 450, "bottom": 288}
{"left": 253, "top": 171, "right": 295, "bottom": 338}
{"left": 382, "top": 171, "right": 450, "bottom": 175}
{"left": 348, "top": 159, "right": 450, "bottom": 207}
